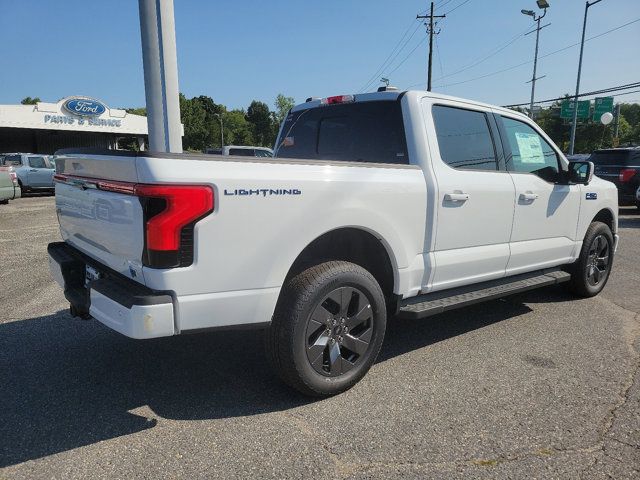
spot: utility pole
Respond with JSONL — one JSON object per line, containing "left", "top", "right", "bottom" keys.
{"left": 569, "top": 0, "right": 603, "bottom": 155}
{"left": 417, "top": 2, "right": 445, "bottom": 91}
{"left": 522, "top": 4, "right": 549, "bottom": 119}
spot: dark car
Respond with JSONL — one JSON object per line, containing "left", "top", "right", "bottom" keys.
{"left": 590, "top": 147, "right": 640, "bottom": 209}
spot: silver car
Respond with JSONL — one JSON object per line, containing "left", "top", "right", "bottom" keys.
{"left": 0, "top": 153, "right": 55, "bottom": 192}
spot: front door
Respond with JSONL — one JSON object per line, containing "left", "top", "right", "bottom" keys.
{"left": 495, "top": 113, "right": 580, "bottom": 274}
{"left": 26, "top": 156, "right": 53, "bottom": 187}
{"left": 424, "top": 100, "right": 515, "bottom": 291}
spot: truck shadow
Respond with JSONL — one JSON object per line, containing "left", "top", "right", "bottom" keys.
{"left": 0, "top": 287, "right": 568, "bottom": 467}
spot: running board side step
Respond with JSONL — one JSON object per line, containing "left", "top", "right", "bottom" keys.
{"left": 398, "top": 269, "right": 571, "bottom": 320}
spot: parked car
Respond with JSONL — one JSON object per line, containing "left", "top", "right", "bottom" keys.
{"left": 589, "top": 147, "right": 640, "bottom": 210}
{"left": 48, "top": 89, "right": 618, "bottom": 396}
{"left": 204, "top": 146, "right": 274, "bottom": 157}
{"left": 0, "top": 153, "right": 55, "bottom": 193}
{"left": 0, "top": 165, "right": 21, "bottom": 204}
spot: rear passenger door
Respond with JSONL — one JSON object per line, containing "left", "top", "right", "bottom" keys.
{"left": 495, "top": 113, "right": 580, "bottom": 273}
{"left": 424, "top": 100, "right": 515, "bottom": 291}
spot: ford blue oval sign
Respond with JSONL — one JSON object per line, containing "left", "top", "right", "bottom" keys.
{"left": 62, "top": 98, "right": 107, "bottom": 117}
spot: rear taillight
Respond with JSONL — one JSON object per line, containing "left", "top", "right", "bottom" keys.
{"left": 53, "top": 174, "right": 214, "bottom": 269}
{"left": 619, "top": 168, "right": 637, "bottom": 183}
{"left": 136, "top": 185, "right": 214, "bottom": 268}
{"left": 9, "top": 172, "right": 17, "bottom": 184}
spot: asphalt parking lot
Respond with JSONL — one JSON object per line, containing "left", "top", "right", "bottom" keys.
{"left": 1, "top": 196, "right": 638, "bottom": 479}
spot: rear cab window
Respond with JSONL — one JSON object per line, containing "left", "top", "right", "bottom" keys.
{"left": 431, "top": 105, "right": 498, "bottom": 171}
{"left": 228, "top": 148, "right": 255, "bottom": 157}
{"left": 3, "top": 155, "right": 22, "bottom": 167}
{"left": 275, "top": 100, "right": 409, "bottom": 165}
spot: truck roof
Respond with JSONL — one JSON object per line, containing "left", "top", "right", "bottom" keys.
{"left": 291, "top": 90, "right": 529, "bottom": 122}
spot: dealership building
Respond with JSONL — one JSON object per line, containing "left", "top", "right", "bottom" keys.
{"left": 0, "top": 96, "right": 149, "bottom": 154}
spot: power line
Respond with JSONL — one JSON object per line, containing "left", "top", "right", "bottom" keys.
{"left": 435, "top": 35, "right": 444, "bottom": 76}
{"left": 434, "top": 0, "right": 456, "bottom": 12}
{"left": 433, "top": 25, "right": 532, "bottom": 81}
{"left": 385, "top": 36, "right": 429, "bottom": 77}
{"left": 501, "top": 82, "right": 640, "bottom": 107}
{"left": 358, "top": 18, "right": 423, "bottom": 93}
{"left": 407, "top": 17, "right": 640, "bottom": 90}
{"left": 442, "top": 0, "right": 473, "bottom": 15}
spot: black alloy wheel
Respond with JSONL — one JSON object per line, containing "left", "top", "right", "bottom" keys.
{"left": 585, "top": 234, "right": 610, "bottom": 287}
{"left": 305, "top": 286, "right": 374, "bottom": 377}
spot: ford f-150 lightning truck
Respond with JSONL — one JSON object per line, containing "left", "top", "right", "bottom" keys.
{"left": 48, "top": 89, "right": 618, "bottom": 396}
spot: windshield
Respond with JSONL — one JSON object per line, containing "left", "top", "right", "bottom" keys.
{"left": 275, "top": 100, "right": 408, "bottom": 165}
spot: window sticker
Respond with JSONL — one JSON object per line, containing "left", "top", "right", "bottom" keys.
{"left": 514, "top": 132, "right": 544, "bottom": 163}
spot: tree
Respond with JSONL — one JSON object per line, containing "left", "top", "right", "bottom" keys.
{"left": 224, "top": 110, "right": 254, "bottom": 145}
{"left": 179, "top": 93, "right": 208, "bottom": 152}
{"left": 273, "top": 94, "right": 295, "bottom": 125}
{"left": 125, "top": 107, "right": 147, "bottom": 116}
{"left": 21, "top": 96, "right": 41, "bottom": 105}
{"left": 246, "top": 100, "right": 273, "bottom": 146}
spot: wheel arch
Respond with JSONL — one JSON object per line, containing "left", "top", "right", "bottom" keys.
{"left": 592, "top": 207, "right": 616, "bottom": 234}
{"left": 282, "top": 227, "right": 399, "bottom": 302}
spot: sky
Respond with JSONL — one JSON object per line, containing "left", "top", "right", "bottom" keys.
{"left": 0, "top": 0, "right": 639, "bottom": 111}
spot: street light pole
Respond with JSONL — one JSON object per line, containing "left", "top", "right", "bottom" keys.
{"left": 138, "top": 0, "right": 182, "bottom": 153}
{"left": 522, "top": 4, "right": 548, "bottom": 120}
{"left": 568, "top": 0, "right": 603, "bottom": 155}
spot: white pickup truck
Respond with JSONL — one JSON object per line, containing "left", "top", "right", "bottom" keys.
{"left": 49, "top": 89, "right": 618, "bottom": 396}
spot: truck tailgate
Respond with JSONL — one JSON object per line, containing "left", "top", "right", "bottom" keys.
{"left": 54, "top": 153, "right": 146, "bottom": 282}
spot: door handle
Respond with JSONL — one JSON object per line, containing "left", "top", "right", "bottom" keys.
{"left": 29, "top": 169, "right": 38, "bottom": 172}
{"left": 444, "top": 192, "right": 470, "bottom": 202}
{"left": 519, "top": 192, "right": 539, "bottom": 201}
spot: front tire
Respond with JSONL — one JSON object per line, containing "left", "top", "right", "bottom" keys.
{"left": 266, "top": 261, "right": 387, "bottom": 397}
{"left": 567, "top": 221, "right": 614, "bottom": 297}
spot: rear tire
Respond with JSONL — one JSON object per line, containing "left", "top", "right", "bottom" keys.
{"left": 567, "top": 221, "right": 614, "bottom": 297}
{"left": 266, "top": 261, "right": 387, "bottom": 397}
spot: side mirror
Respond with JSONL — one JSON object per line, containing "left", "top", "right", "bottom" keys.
{"left": 568, "top": 161, "right": 594, "bottom": 185}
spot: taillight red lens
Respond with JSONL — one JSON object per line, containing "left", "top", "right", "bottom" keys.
{"left": 619, "top": 168, "right": 637, "bottom": 183}
{"left": 134, "top": 184, "right": 214, "bottom": 252}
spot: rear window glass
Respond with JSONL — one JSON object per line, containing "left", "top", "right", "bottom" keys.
{"left": 589, "top": 150, "right": 638, "bottom": 166}
{"left": 275, "top": 100, "right": 408, "bottom": 164}
{"left": 228, "top": 148, "right": 255, "bottom": 156}
{"left": 3, "top": 155, "right": 22, "bottom": 166}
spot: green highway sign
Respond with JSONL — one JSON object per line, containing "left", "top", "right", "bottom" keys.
{"left": 560, "top": 99, "right": 590, "bottom": 119}
{"left": 592, "top": 96, "right": 614, "bottom": 121}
